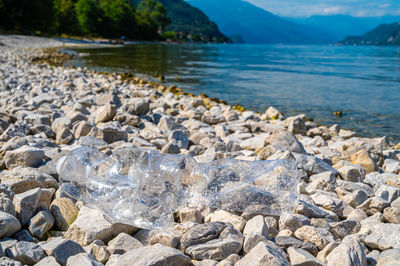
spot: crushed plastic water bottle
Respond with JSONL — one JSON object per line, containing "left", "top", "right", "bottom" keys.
{"left": 57, "top": 147, "right": 301, "bottom": 229}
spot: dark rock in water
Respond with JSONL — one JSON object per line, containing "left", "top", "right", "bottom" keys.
{"left": 333, "top": 111, "right": 343, "bottom": 117}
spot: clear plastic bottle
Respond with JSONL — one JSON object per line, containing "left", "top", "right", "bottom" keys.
{"left": 57, "top": 147, "right": 301, "bottom": 229}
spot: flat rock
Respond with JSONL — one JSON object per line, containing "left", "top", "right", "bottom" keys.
{"left": 279, "top": 213, "right": 311, "bottom": 232}
{"left": 204, "top": 211, "right": 246, "bottom": 232}
{"left": 4, "top": 145, "right": 44, "bottom": 169}
{"left": 34, "top": 256, "right": 61, "bottom": 266}
{"left": 66, "top": 253, "right": 103, "bottom": 266}
{"left": 376, "top": 248, "right": 400, "bottom": 266}
{"left": 6, "top": 241, "right": 46, "bottom": 265}
{"left": 65, "top": 206, "right": 138, "bottom": 246}
{"left": 110, "top": 243, "right": 191, "bottom": 266}
{"left": 107, "top": 232, "right": 143, "bottom": 255}
{"left": 40, "top": 237, "right": 85, "bottom": 266}
{"left": 236, "top": 242, "right": 290, "bottom": 266}
{"left": 181, "top": 222, "right": 226, "bottom": 251}
{"left": 287, "top": 247, "right": 324, "bottom": 266}
{"left": 243, "top": 215, "right": 269, "bottom": 239}
{"left": 326, "top": 235, "right": 367, "bottom": 266}
{"left": 294, "top": 225, "right": 335, "bottom": 250}
{"left": 186, "top": 238, "right": 242, "bottom": 261}
{"left": 95, "top": 103, "right": 116, "bottom": 123}
{"left": 0, "top": 167, "right": 58, "bottom": 194}
{"left": 365, "top": 223, "right": 400, "bottom": 250}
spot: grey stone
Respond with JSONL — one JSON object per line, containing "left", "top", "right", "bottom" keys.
{"left": 186, "top": 238, "right": 242, "bottom": 260}
{"left": 316, "top": 241, "right": 341, "bottom": 264}
{"left": 0, "top": 167, "right": 58, "bottom": 194}
{"left": 243, "top": 233, "right": 285, "bottom": 256}
{"left": 357, "top": 197, "right": 390, "bottom": 216}
{"left": 179, "top": 206, "right": 204, "bottom": 224}
{"left": 34, "top": 256, "right": 61, "bottom": 266}
{"left": 28, "top": 210, "right": 54, "bottom": 239}
{"left": 49, "top": 198, "right": 79, "bottom": 231}
{"left": 95, "top": 103, "right": 116, "bottom": 123}
{"left": 4, "top": 146, "right": 44, "bottom": 169}
{"left": 13, "top": 188, "right": 55, "bottom": 226}
{"left": 279, "top": 213, "right": 311, "bottom": 232}
{"left": 236, "top": 242, "right": 290, "bottom": 266}
{"left": 89, "top": 122, "right": 127, "bottom": 144}
{"left": 148, "top": 229, "right": 181, "bottom": 248}
{"left": 65, "top": 206, "right": 138, "bottom": 246}
{"left": 107, "top": 232, "right": 143, "bottom": 255}
{"left": 0, "top": 196, "right": 16, "bottom": 216}
{"left": 6, "top": 241, "right": 45, "bottom": 265}
{"left": 287, "top": 116, "right": 307, "bottom": 135}
{"left": 329, "top": 219, "right": 360, "bottom": 239}
{"left": 383, "top": 207, "right": 400, "bottom": 224}
{"left": 161, "top": 141, "right": 180, "bottom": 154}
{"left": 0, "top": 257, "right": 22, "bottom": 266}
{"left": 295, "top": 154, "right": 339, "bottom": 176}
{"left": 383, "top": 159, "right": 400, "bottom": 174}
{"left": 264, "top": 131, "right": 305, "bottom": 154}
{"left": 243, "top": 215, "right": 269, "bottom": 239}
{"left": 294, "top": 225, "right": 335, "bottom": 250}
{"left": 181, "top": 222, "right": 226, "bottom": 250}
{"left": 124, "top": 98, "right": 150, "bottom": 116}
{"left": 66, "top": 253, "right": 103, "bottom": 266}
{"left": 326, "top": 235, "right": 367, "bottom": 266}
{"left": 13, "top": 229, "right": 33, "bottom": 242}
{"left": 366, "top": 250, "right": 380, "bottom": 266}
{"left": 84, "top": 240, "right": 110, "bottom": 264}
{"left": 365, "top": 223, "right": 400, "bottom": 250}
{"left": 375, "top": 185, "right": 400, "bottom": 203}
{"left": 110, "top": 243, "right": 191, "bottom": 266}
{"left": 275, "top": 236, "right": 303, "bottom": 250}
{"left": 40, "top": 237, "right": 85, "bottom": 266}
{"left": 205, "top": 210, "right": 245, "bottom": 232}
{"left": 0, "top": 211, "right": 21, "bottom": 238}
{"left": 376, "top": 248, "right": 400, "bottom": 266}
{"left": 287, "top": 247, "right": 324, "bottom": 266}
{"left": 168, "top": 130, "right": 189, "bottom": 149}
{"left": 296, "top": 200, "right": 339, "bottom": 221}
{"left": 338, "top": 165, "right": 366, "bottom": 182}
{"left": 341, "top": 189, "right": 369, "bottom": 208}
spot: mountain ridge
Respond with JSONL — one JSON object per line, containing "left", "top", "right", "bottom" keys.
{"left": 339, "top": 22, "right": 400, "bottom": 46}
{"left": 134, "top": 0, "right": 229, "bottom": 42}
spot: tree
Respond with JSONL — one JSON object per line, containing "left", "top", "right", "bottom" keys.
{"left": 99, "top": 0, "right": 137, "bottom": 38}
{"left": 75, "top": 0, "right": 103, "bottom": 35}
{"left": 0, "top": 0, "right": 56, "bottom": 33}
{"left": 54, "top": 0, "right": 79, "bottom": 34}
{"left": 137, "top": 0, "right": 169, "bottom": 34}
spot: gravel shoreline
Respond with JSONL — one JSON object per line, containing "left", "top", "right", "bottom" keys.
{"left": 0, "top": 35, "right": 399, "bottom": 265}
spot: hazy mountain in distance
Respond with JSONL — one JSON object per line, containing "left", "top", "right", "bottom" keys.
{"left": 187, "top": 0, "right": 336, "bottom": 44}
{"left": 290, "top": 15, "right": 400, "bottom": 41}
{"left": 339, "top": 22, "right": 400, "bottom": 46}
{"left": 134, "top": 0, "right": 229, "bottom": 42}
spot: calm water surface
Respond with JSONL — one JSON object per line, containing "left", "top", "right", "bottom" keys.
{"left": 66, "top": 44, "right": 400, "bottom": 142}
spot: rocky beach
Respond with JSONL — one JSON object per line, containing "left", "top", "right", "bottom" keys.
{"left": 0, "top": 35, "right": 399, "bottom": 265}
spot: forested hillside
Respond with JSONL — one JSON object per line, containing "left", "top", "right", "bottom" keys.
{"left": 0, "top": 0, "right": 228, "bottom": 42}
{"left": 340, "top": 22, "right": 400, "bottom": 46}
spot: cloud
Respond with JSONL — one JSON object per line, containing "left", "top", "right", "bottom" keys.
{"left": 245, "top": 0, "right": 400, "bottom": 17}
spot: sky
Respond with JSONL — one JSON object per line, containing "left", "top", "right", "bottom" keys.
{"left": 245, "top": 0, "right": 400, "bottom": 17}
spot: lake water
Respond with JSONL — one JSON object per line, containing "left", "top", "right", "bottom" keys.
{"left": 66, "top": 44, "right": 400, "bottom": 142}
